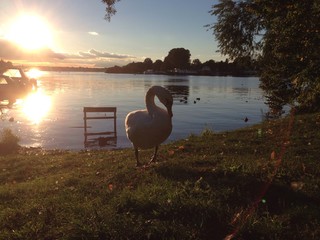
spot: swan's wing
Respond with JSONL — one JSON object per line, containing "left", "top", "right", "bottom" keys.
{"left": 125, "top": 110, "right": 151, "bottom": 130}
{"left": 125, "top": 110, "right": 152, "bottom": 147}
{"left": 125, "top": 109, "right": 172, "bottom": 149}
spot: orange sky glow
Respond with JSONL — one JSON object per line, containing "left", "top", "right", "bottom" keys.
{"left": 0, "top": 0, "right": 221, "bottom": 68}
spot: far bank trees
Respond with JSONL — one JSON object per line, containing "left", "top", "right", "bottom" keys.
{"left": 105, "top": 47, "right": 254, "bottom": 76}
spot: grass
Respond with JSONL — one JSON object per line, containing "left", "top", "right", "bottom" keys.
{"left": 0, "top": 111, "right": 319, "bottom": 239}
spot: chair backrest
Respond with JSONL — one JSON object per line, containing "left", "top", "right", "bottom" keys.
{"left": 83, "top": 107, "right": 117, "bottom": 146}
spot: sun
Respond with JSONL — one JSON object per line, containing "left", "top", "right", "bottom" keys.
{"left": 7, "top": 14, "right": 53, "bottom": 50}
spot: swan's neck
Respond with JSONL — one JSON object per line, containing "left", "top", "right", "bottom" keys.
{"left": 146, "top": 88, "right": 157, "bottom": 115}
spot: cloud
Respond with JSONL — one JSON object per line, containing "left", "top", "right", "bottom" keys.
{"left": 64, "top": 49, "right": 135, "bottom": 60}
{"left": 88, "top": 31, "right": 99, "bottom": 36}
{"left": 54, "top": 49, "right": 137, "bottom": 67}
{"left": 0, "top": 38, "right": 65, "bottom": 60}
{"left": 78, "top": 51, "right": 95, "bottom": 58}
{"left": 0, "top": 39, "right": 137, "bottom": 67}
{"left": 89, "top": 49, "right": 134, "bottom": 59}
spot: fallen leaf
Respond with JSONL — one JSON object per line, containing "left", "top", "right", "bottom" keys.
{"left": 291, "top": 181, "right": 304, "bottom": 190}
{"left": 270, "top": 151, "right": 276, "bottom": 160}
{"left": 178, "top": 145, "right": 185, "bottom": 151}
{"left": 168, "top": 150, "right": 175, "bottom": 156}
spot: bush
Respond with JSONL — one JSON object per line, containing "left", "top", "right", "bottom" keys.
{"left": 0, "top": 128, "right": 20, "bottom": 154}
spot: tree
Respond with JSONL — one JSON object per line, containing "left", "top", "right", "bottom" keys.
{"left": 0, "top": 59, "right": 13, "bottom": 73}
{"left": 143, "top": 58, "right": 153, "bottom": 70}
{"left": 153, "top": 59, "right": 163, "bottom": 71}
{"left": 191, "top": 59, "right": 202, "bottom": 71}
{"left": 209, "top": 0, "right": 320, "bottom": 113}
{"left": 101, "top": 0, "right": 120, "bottom": 21}
{"left": 232, "top": 56, "right": 256, "bottom": 76}
{"left": 163, "top": 48, "right": 191, "bottom": 70}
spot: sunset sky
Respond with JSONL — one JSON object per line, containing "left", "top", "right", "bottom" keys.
{"left": 0, "top": 0, "right": 222, "bottom": 68}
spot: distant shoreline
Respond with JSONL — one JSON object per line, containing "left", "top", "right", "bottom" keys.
{"left": 36, "top": 66, "right": 106, "bottom": 72}
{"left": 35, "top": 66, "right": 258, "bottom": 77}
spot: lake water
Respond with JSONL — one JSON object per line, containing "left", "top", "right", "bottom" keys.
{"left": 0, "top": 72, "right": 268, "bottom": 150}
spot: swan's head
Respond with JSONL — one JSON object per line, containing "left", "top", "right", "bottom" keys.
{"left": 152, "top": 86, "right": 173, "bottom": 118}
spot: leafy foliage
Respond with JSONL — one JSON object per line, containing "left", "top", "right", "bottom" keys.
{"left": 0, "top": 128, "right": 20, "bottom": 155}
{"left": 209, "top": 0, "right": 320, "bottom": 113}
{"left": 101, "top": 0, "right": 121, "bottom": 21}
{"left": 163, "top": 48, "right": 191, "bottom": 70}
{"left": 0, "top": 60, "right": 13, "bottom": 73}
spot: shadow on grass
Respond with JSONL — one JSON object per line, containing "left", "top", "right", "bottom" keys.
{"left": 155, "top": 162, "right": 320, "bottom": 232}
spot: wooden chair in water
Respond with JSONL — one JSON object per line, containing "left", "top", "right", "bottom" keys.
{"left": 83, "top": 107, "right": 117, "bottom": 147}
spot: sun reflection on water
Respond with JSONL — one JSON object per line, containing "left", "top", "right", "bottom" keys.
{"left": 26, "top": 68, "right": 45, "bottom": 79}
{"left": 22, "top": 90, "right": 51, "bottom": 124}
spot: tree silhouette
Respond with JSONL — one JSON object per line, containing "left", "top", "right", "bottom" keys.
{"left": 163, "top": 48, "right": 191, "bottom": 70}
{"left": 101, "top": 0, "right": 120, "bottom": 21}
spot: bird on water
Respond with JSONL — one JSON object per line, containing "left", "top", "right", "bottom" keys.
{"left": 125, "top": 86, "right": 173, "bottom": 166}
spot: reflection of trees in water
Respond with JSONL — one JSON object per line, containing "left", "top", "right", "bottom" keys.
{"left": 232, "top": 87, "right": 249, "bottom": 96}
{"left": 166, "top": 78, "right": 189, "bottom": 83}
{"left": 165, "top": 78, "right": 190, "bottom": 102}
{"left": 232, "top": 87, "right": 253, "bottom": 102}
{"left": 165, "top": 85, "right": 189, "bottom": 104}
{"left": 143, "top": 78, "right": 190, "bottom": 104}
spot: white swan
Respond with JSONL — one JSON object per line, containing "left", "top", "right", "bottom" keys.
{"left": 125, "top": 86, "right": 173, "bottom": 166}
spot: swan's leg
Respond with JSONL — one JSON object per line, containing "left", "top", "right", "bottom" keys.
{"left": 135, "top": 148, "right": 141, "bottom": 167}
{"left": 149, "top": 145, "right": 159, "bottom": 164}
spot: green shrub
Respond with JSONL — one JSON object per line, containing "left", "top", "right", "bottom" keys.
{"left": 0, "top": 128, "right": 20, "bottom": 154}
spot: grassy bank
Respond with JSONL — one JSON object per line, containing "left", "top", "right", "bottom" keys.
{"left": 0, "top": 112, "right": 319, "bottom": 239}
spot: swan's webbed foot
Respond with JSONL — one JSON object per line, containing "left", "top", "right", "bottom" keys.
{"left": 148, "top": 146, "right": 159, "bottom": 164}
